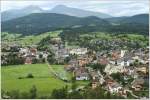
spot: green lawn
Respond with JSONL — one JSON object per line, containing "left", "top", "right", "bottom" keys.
{"left": 1, "top": 64, "right": 70, "bottom": 97}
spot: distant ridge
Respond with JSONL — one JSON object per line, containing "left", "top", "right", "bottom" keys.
{"left": 49, "top": 5, "right": 112, "bottom": 18}
{"left": 1, "top": 5, "right": 112, "bottom": 21}
{"left": 2, "top": 13, "right": 110, "bottom": 35}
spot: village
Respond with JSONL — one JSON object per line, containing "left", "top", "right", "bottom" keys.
{"left": 1, "top": 36, "right": 149, "bottom": 99}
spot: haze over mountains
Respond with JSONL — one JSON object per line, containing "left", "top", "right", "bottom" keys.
{"left": 49, "top": 5, "right": 112, "bottom": 18}
{"left": 1, "top": 5, "right": 44, "bottom": 21}
{"left": 2, "top": 5, "right": 113, "bottom": 21}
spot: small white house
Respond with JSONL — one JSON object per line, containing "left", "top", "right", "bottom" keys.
{"left": 76, "top": 76, "right": 89, "bottom": 80}
{"left": 108, "top": 83, "right": 122, "bottom": 93}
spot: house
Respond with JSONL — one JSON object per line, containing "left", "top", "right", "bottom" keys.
{"left": 92, "top": 80, "right": 100, "bottom": 89}
{"left": 65, "top": 59, "right": 78, "bottom": 72}
{"left": 30, "top": 48, "right": 37, "bottom": 56}
{"left": 105, "top": 78, "right": 114, "bottom": 85}
{"left": 107, "top": 82, "right": 122, "bottom": 93}
{"left": 90, "top": 71, "right": 99, "bottom": 80}
{"left": 25, "top": 57, "right": 32, "bottom": 64}
{"left": 74, "top": 67, "right": 89, "bottom": 80}
{"left": 98, "top": 57, "right": 109, "bottom": 65}
{"left": 131, "top": 78, "right": 144, "bottom": 91}
{"left": 136, "top": 67, "right": 147, "bottom": 74}
{"left": 24, "top": 54, "right": 36, "bottom": 64}
{"left": 118, "top": 88, "right": 127, "bottom": 97}
{"left": 111, "top": 51, "right": 120, "bottom": 60}
{"left": 76, "top": 72, "right": 89, "bottom": 80}
{"left": 125, "top": 67, "right": 135, "bottom": 76}
{"left": 77, "top": 55, "right": 90, "bottom": 67}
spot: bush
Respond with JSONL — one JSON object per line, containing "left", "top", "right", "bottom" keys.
{"left": 18, "top": 77, "right": 23, "bottom": 79}
{"left": 26, "top": 73, "right": 34, "bottom": 78}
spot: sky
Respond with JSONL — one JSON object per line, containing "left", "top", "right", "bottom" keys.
{"left": 1, "top": 0, "right": 149, "bottom": 17}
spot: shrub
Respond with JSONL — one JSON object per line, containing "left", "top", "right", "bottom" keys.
{"left": 26, "top": 73, "right": 34, "bottom": 78}
{"left": 18, "top": 77, "right": 23, "bottom": 79}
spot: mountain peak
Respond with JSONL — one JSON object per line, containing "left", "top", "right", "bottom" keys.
{"left": 22, "top": 5, "right": 42, "bottom": 11}
{"left": 54, "top": 5, "right": 67, "bottom": 8}
{"left": 51, "top": 5, "right": 68, "bottom": 11}
{"left": 50, "top": 5, "right": 112, "bottom": 18}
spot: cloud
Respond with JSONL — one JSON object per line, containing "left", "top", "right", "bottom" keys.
{"left": 1, "top": 0, "right": 149, "bottom": 16}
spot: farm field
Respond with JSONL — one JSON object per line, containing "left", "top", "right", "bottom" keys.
{"left": 1, "top": 64, "right": 71, "bottom": 97}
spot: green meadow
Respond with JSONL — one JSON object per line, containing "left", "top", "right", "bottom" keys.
{"left": 1, "top": 64, "right": 71, "bottom": 97}
{"left": 1, "top": 64, "right": 89, "bottom": 97}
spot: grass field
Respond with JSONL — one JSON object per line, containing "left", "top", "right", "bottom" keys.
{"left": 1, "top": 64, "right": 89, "bottom": 97}
{"left": 1, "top": 64, "right": 71, "bottom": 97}
{"left": 1, "top": 30, "right": 61, "bottom": 46}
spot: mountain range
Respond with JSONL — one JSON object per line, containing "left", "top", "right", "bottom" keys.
{"left": 2, "top": 13, "right": 110, "bottom": 35}
{"left": 2, "top": 12, "right": 149, "bottom": 35}
{"left": 1, "top": 5, "right": 149, "bottom": 35}
{"left": 1, "top": 5, "right": 112, "bottom": 21}
{"left": 107, "top": 14, "right": 149, "bottom": 25}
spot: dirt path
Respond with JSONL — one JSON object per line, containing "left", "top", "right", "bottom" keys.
{"left": 45, "top": 58, "right": 58, "bottom": 77}
{"left": 46, "top": 58, "right": 69, "bottom": 82}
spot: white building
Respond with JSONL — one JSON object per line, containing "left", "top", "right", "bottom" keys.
{"left": 70, "top": 48, "right": 88, "bottom": 55}
{"left": 104, "top": 64, "right": 124, "bottom": 75}
{"left": 120, "top": 50, "right": 126, "bottom": 58}
{"left": 76, "top": 73, "right": 89, "bottom": 80}
{"left": 108, "top": 83, "right": 122, "bottom": 93}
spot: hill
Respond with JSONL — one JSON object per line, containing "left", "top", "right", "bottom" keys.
{"left": 106, "top": 14, "right": 149, "bottom": 25}
{"left": 120, "top": 14, "right": 149, "bottom": 25}
{"left": 2, "top": 13, "right": 110, "bottom": 35}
